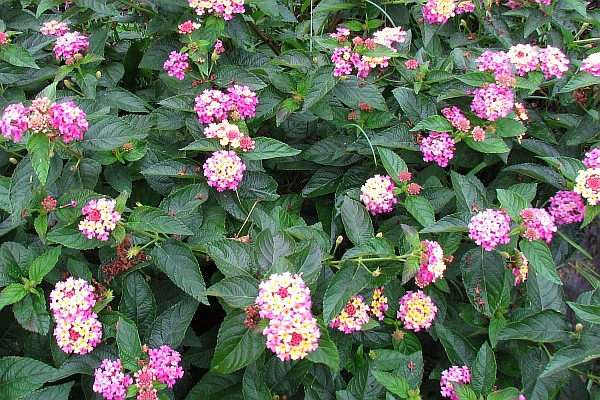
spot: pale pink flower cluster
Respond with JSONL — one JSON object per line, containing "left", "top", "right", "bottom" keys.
{"left": 415, "top": 240, "right": 446, "bottom": 288}
{"left": 581, "top": 53, "right": 600, "bottom": 76}
{"left": 203, "top": 150, "right": 246, "bottom": 191}
{"left": 178, "top": 20, "right": 201, "bottom": 34}
{"left": 1, "top": 98, "right": 88, "bottom": 143}
{"left": 470, "top": 83, "right": 515, "bottom": 121}
{"left": 133, "top": 366, "right": 157, "bottom": 399}
{"left": 40, "top": 20, "right": 70, "bottom": 36}
{"left": 330, "top": 295, "right": 371, "bottom": 334}
{"left": 471, "top": 126, "right": 486, "bottom": 142}
{"left": 442, "top": 107, "right": 471, "bottom": 132}
{"left": 194, "top": 86, "right": 258, "bottom": 124}
{"left": 538, "top": 46, "right": 571, "bottom": 79}
{"left": 468, "top": 209, "right": 512, "bottom": 251}
{"left": 583, "top": 148, "right": 600, "bottom": 169}
{"left": 203, "top": 121, "right": 255, "bottom": 151}
{"left": 78, "top": 198, "right": 122, "bottom": 241}
{"left": 93, "top": 359, "right": 133, "bottom": 400}
{"left": 511, "top": 250, "right": 529, "bottom": 285}
{"left": 49, "top": 277, "right": 102, "bottom": 354}
{"left": 520, "top": 207, "right": 557, "bottom": 243}
{"left": 440, "top": 366, "right": 471, "bottom": 400}
{"left": 255, "top": 272, "right": 320, "bottom": 361}
{"left": 548, "top": 191, "right": 586, "bottom": 225}
{"left": 420, "top": 131, "right": 456, "bottom": 167}
{"left": 148, "top": 346, "right": 185, "bottom": 388}
{"left": 188, "top": 0, "right": 245, "bottom": 20}
{"left": 575, "top": 168, "right": 600, "bottom": 205}
{"left": 360, "top": 174, "right": 398, "bottom": 215}
{"left": 405, "top": 59, "right": 419, "bottom": 70}
{"left": 369, "top": 287, "right": 389, "bottom": 321}
{"left": 397, "top": 290, "right": 437, "bottom": 332}
{"left": 507, "top": 44, "right": 540, "bottom": 76}
{"left": 163, "top": 51, "right": 189, "bottom": 80}
{"left": 477, "top": 45, "right": 569, "bottom": 79}
{"left": 330, "top": 27, "right": 407, "bottom": 78}
{"left": 54, "top": 31, "right": 89, "bottom": 59}
{"left": 422, "top": 0, "right": 474, "bottom": 24}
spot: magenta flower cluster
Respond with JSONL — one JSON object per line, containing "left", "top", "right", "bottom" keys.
{"left": 78, "top": 198, "right": 122, "bottom": 241}
{"left": 163, "top": 51, "right": 189, "bottom": 80}
{"left": 369, "top": 287, "right": 389, "bottom": 321}
{"left": 468, "top": 209, "right": 512, "bottom": 251}
{"left": 49, "top": 277, "right": 103, "bottom": 354}
{"left": 148, "top": 346, "right": 185, "bottom": 388}
{"left": 194, "top": 86, "right": 258, "bottom": 124}
{"left": 188, "top": 0, "right": 245, "bottom": 20}
{"left": 583, "top": 147, "right": 600, "bottom": 169}
{"left": 177, "top": 20, "right": 201, "bottom": 34}
{"left": 54, "top": 31, "right": 89, "bottom": 60}
{"left": 442, "top": 107, "right": 471, "bottom": 132}
{"left": 203, "top": 150, "right": 246, "bottom": 191}
{"left": 520, "top": 207, "right": 557, "bottom": 243}
{"left": 440, "top": 365, "right": 471, "bottom": 399}
{"left": 397, "top": 290, "right": 438, "bottom": 332}
{"left": 360, "top": 174, "right": 398, "bottom": 215}
{"left": 93, "top": 359, "right": 132, "bottom": 400}
{"left": 0, "top": 98, "right": 88, "bottom": 143}
{"left": 420, "top": 131, "right": 456, "bottom": 167}
{"left": 548, "top": 191, "right": 586, "bottom": 225}
{"left": 415, "top": 240, "right": 447, "bottom": 288}
{"left": 470, "top": 83, "right": 515, "bottom": 121}
{"left": 330, "top": 295, "right": 371, "bottom": 334}
{"left": 255, "top": 272, "right": 321, "bottom": 361}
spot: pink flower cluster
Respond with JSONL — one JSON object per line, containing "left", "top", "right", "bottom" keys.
{"left": 369, "top": 287, "right": 389, "bottom": 321}
{"left": 471, "top": 126, "right": 486, "bottom": 142}
{"left": 420, "top": 131, "right": 456, "bottom": 167}
{"left": 203, "top": 121, "right": 255, "bottom": 151}
{"left": 203, "top": 150, "right": 246, "bottom": 191}
{"left": 468, "top": 209, "right": 512, "bottom": 251}
{"left": 148, "top": 346, "right": 185, "bottom": 388}
{"left": 470, "top": 83, "right": 515, "bottom": 121}
{"left": 40, "top": 20, "right": 70, "bottom": 36}
{"left": 548, "top": 191, "right": 586, "bottom": 225}
{"left": 330, "top": 295, "right": 371, "bottom": 334}
{"left": 188, "top": 0, "right": 245, "bottom": 20}
{"left": 54, "top": 31, "right": 89, "bottom": 60}
{"left": 78, "top": 198, "right": 122, "bottom": 241}
{"left": 415, "top": 240, "right": 446, "bottom": 288}
{"left": 442, "top": 107, "right": 471, "bottom": 132}
{"left": 0, "top": 31, "right": 8, "bottom": 45}
{"left": 584, "top": 147, "right": 600, "bottom": 168}
{"left": 178, "top": 20, "right": 201, "bottom": 34}
{"left": 520, "top": 208, "right": 557, "bottom": 243}
{"left": 330, "top": 27, "right": 407, "bottom": 78}
{"left": 575, "top": 168, "right": 600, "bottom": 205}
{"left": 440, "top": 365, "right": 471, "bottom": 400}
{"left": 360, "top": 174, "right": 398, "bottom": 215}
{"left": 49, "top": 277, "right": 102, "bottom": 354}
{"left": 477, "top": 45, "right": 569, "bottom": 80}
{"left": 422, "top": 0, "right": 474, "bottom": 24}
{"left": 163, "top": 51, "right": 189, "bottom": 80}
{"left": 0, "top": 98, "right": 88, "bottom": 143}
{"left": 397, "top": 290, "right": 437, "bottom": 332}
{"left": 255, "top": 272, "right": 320, "bottom": 361}
{"left": 194, "top": 86, "right": 258, "bottom": 123}
{"left": 581, "top": 53, "right": 600, "bottom": 76}
{"left": 93, "top": 359, "right": 132, "bottom": 400}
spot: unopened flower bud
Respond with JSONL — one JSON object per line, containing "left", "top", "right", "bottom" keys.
{"left": 96, "top": 71, "right": 102, "bottom": 79}
{"left": 376, "top": 232, "right": 383, "bottom": 238}
{"left": 9, "top": 157, "right": 18, "bottom": 164}
{"left": 576, "top": 323, "right": 584, "bottom": 332}
{"left": 69, "top": 165, "right": 78, "bottom": 172}
{"left": 336, "top": 235, "right": 344, "bottom": 245}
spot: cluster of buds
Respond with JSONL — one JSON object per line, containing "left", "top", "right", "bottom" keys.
{"left": 398, "top": 170, "right": 422, "bottom": 195}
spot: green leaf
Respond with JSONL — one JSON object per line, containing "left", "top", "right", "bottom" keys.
{"left": 567, "top": 302, "right": 600, "bottom": 324}
{"left": 13, "top": 289, "right": 51, "bottom": 334}
{"left": 539, "top": 332, "right": 600, "bottom": 377}
{"left": 371, "top": 371, "right": 409, "bottom": 397}
{"left": 454, "top": 383, "right": 479, "bottom": 400}
{"left": 243, "top": 362, "right": 271, "bottom": 400}
{"left": 538, "top": 156, "right": 585, "bottom": 182}
{"left": 81, "top": 116, "right": 147, "bottom": 151}
{"left": 392, "top": 87, "right": 437, "bottom": 123}
{"left": 215, "top": 65, "right": 267, "bottom": 91}
{"left": 410, "top": 115, "right": 453, "bottom": 132}
{"left": 303, "top": 69, "right": 336, "bottom": 110}
{"left": 129, "top": 206, "right": 193, "bottom": 236}
{"left": 503, "top": 164, "right": 567, "bottom": 190}
{"left": 187, "top": 371, "right": 243, "bottom": 399}
{"left": 211, "top": 311, "right": 266, "bottom": 373}
{"left": 558, "top": 72, "right": 600, "bottom": 94}
{"left": 486, "top": 388, "right": 523, "bottom": 400}
{"left": 306, "top": 318, "right": 340, "bottom": 371}
{"left": 471, "top": 343, "right": 497, "bottom": 396}
{"left": 207, "top": 240, "right": 253, "bottom": 277}
{"left": 378, "top": 148, "right": 407, "bottom": 185}
{"left": 333, "top": 76, "right": 387, "bottom": 110}
{"left": 26, "top": 134, "right": 51, "bottom": 186}
{"left": 581, "top": 203, "right": 600, "bottom": 228}
{"left": 463, "top": 137, "right": 510, "bottom": 154}
{"left": 117, "top": 317, "right": 145, "bottom": 371}
{"left": 29, "top": 246, "right": 62, "bottom": 285}
{"left": 33, "top": 215, "right": 48, "bottom": 240}
{"left": 450, "top": 171, "right": 487, "bottom": 214}
{"left": 22, "top": 382, "right": 74, "bottom": 400}
{"left": 436, "top": 324, "right": 478, "bottom": 366}
{"left": 98, "top": 88, "right": 150, "bottom": 113}
{"left": 46, "top": 224, "right": 111, "bottom": 250}
{"left": 301, "top": 167, "right": 344, "bottom": 197}
{"left": 0, "top": 356, "right": 56, "bottom": 398}
{"left": 496, "top": 310, "right": 571, "bottom": 343}
{"left": 493, "top": 117, "right": 527, "bottom": 138}
{"left": 254, "top": 230, "right": 295, "bottom": 273}
{"left": 460, "top": 249, "right": 511, "bottom": 317}
{"left": 520, "top": 240, "right": 562, "bottom": 285}
{"left": 341, "top": 196, "right": 374, "bottom": 246}
{"left": 496, "top": 189, "right": 528, "bottom": 221}
{"left": 454, "top": 72, "right": 495, "bottom": 86}
{"left": 242, "top": 137, "right": 301, "bottom": 160}
{"left": 145, "top": 297, "right": 199, "bottom": 348}
{"left": 287, "top": 241, "right": 322, "bottom": 287}
{"left": 322, "top": 264, "right": 371, "bottom": 323}
{"left": 182, "top": 138, "right": 227, "bottom": 152}
{"left": 119, "top": 272, "right": 157, "bottom": 335}
{"left": 204, "top": 275, "right": 259, "bottom": 308}
{"left": 405, "top": 195, "right": 436, "bottom": 228}
{"left": 0, "top": 283, "right": 28, "bottom": 312}
{"left": 419, "top": 213, "right": 469, "bottom": 234}
{"left": 151, "top": 240, "right": 208, "bottom": 304}
{"left": 521, "top": 348, "right": 569, "bottom": 400}
{"left": 264, "top": 357, "right": 311, "bottom": 393}
{"left": 0, "top": 44, "right": 39, "bottom": 69}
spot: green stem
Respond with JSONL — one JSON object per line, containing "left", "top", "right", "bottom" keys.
{"left": 346, "top": 123, "right": 377, "bottom": 168}
{"left": 122, "top": 223, "right": 164, "bottom": 241}
{"left": 556, "top": 230, "right": 592, "bottom": 260}
{"left": 570, "top": 368, "right": 600, "bottom": 383}
{"left": 326, "top": 255, "right": 408, "bottom": 266}
{"left": 0, "top": 143, "right": 24, "bottom": 159}
{"left": 467, "top": 161, "right": 487, "bottom": 177}
{"left": 364, "top": 0, "right": 396, "bottom": 27}
{"left": 572, "top": 37, "right": 600, "bottom": 45}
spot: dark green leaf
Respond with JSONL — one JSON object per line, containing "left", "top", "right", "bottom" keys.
{"left": 471, "top": 343, "right": 496, "bottom": 396}
{"left": 0, "top": 356, "right": 56, "bottom": 398}
{"left": 405, "top": 195, "right": 436, "bottom": 228}
{"left": 117, "top": 317, "right": 145, "bottom": 371}
{"left": 503, "top": 164, "right": 567, "bottom": 190}
{"left": 558, "top": 72, "right": 600, "bottom": 94}
{"left": 207, "top": 240, "right": 253, "bottom": 277}
{"left": 0, "top": 283, "right": 28, "bottom": 312}
{"left": 243, "top": 362, "right": 271, "bottom": 400}
{"left": 392, "top": 87, "right": 437, "bottom": 123}
{"left": 98, "top": 88, "right": 150, "bottom": 113}
{"left": 410, "top": 115, "right": 453, "bottom": 132}
{"left": 13, "top": 289, "right": 51, "bottom": 334}
{"left": 81, "top": 116, "right": 147, "bottom": 151}
{"left": 242, "top": 137, "right": 301, "bottom": 160}
{"left": 567, "top": 302, "right": 600, "bottom": 324}
{"left": 496, "top": 189, "right": 528, "bottom": 221}
{"left": 333, "top": 76, "right": 387, "bottom": 110}
{"left": 496, "top": 310, "right": 571, "bottom": 343}
{"left": 0, "top": 44, "right": 39, "bottom": 69}
{"left": 540, "top": 333, "right": 600, "bottom": 377}
{"left": 129, "top": 206, "right": 193, "bottom": 236}
{"left": 145, "top": 297, "right": 199, "bottom": 348}
{"left": 26, "top": 134, "right": 51, "bottom": 186}
{"left": 23, "top": 382, "right": 73, "bottom": 400}
{"left": 120, "top": 272, "right": 157, "bottom": 335}
{"left": 454, "top": 72, "right": 495, "bottom": 86}
{"left": 322, "top": 264, "right": 371, "bottom": 323}
{"left": 29, "top": 246, "right": 61, "bottom": 285}
{"left": 204, "top": 275, "right": 259, "bottom": 308}
{"left": 301, "top": 167, "right": 344, "bottom": 197}
{"left": 520, "top": 240, "right": 562, "bottom": 285}
{"left": 303, "top": 70, "right": 336, "bottom": 110}
{"left": 341, "top": 196, "right": 373, "bottom": 246}
{"left": 493, "top": 117, "right": 527, "bottom": 138}
{"left": 254, "top": 230, "right": 295, "bottom": 273}
{"left": 371, "top": 371, "right": 409, "bottom": 397}
{"left": 463, "top": 137, "right": 510, "bottom": 154}
{"left": 436, "top": 324, "right": 477, "bottom": 366}
{"left": 378, "top": 148, "right": 407, "bottom": 185}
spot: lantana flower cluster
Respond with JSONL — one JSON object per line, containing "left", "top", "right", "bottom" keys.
{"left": 440, "top": 365, "right": 471, "bottom": 399}
{"left": 470, "top": 83, "right": 515, "bottom": 121}
{"left": 398, "top": 170, "right": 422, "bottom": 195}
{"left": 1, "top": 97, "right": 88, "bottom": 143}
{"left": 422, "top": 0, "right": 474, "bottom": 25}
{"left": 420, "top": 131, "right": 456, "bottom": 167}
{"left": 163, "top": 51, "right": 189, "bottom": 80}
{"left": 397, "top": 290, "right": 438, "bottom": 331}
{"left": 93, "top": 345, "right": 184, "bottom": 400}
{"left": 581, "top": 52, "right": 600, "bottom": 76}
{"left": 194, "top": 86, "right": 258, "bottom": 123}
{"left": 574, "top": 167, "right": 600, "bottom": 205}
{"left": 203, "top": 121, "right": 255, "bottom": 151}
{"left": 369, "top": 287, "right": 389, "bottom": 321}
{"left": 415, "top": 240, "right": 447, "bottom": 288}
{"left": 203, "top": 150, "right": 246, "bottom": 192}
{"left": 520, "top": 207, "right": 557, "bottom": 243}
{"left": 330, "top": 26, "right": 407, "bottom": 78}
{"left": 510, "top": 251, "right": 529, "bottom": 285}
{"left": 49, "top": 277, "right": 102, "bottom": 354}
{"left": 188, "top": 0, "right": 245, "bottom": 20}
{"left": 40, "top": 21, "right": 88, "bottom": 62}
{"left": 468, "top": 209, "right": 512, "bottom": 251}
{"left": 330, "top": 295, "right": 371, "bottom": 333}
{"left": 440, "top": 107, "right": 488, "bottom": 143}
{"left": 255, "top": 272, "right": 321, "bottom": 361}
{"left": 360, "top": 174, "right": 398, "bottom": 214}
{"left": 78, "top": 198, "right": 122, "bottom": 241}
